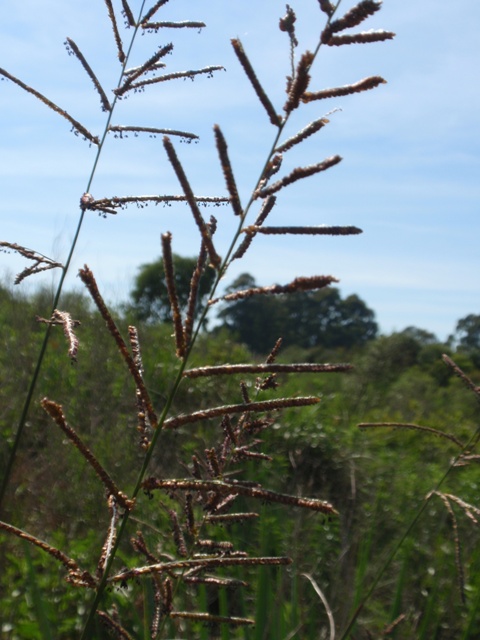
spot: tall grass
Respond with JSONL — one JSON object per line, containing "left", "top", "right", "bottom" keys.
{"left": 7, "top": 1, "right": 478, "bottom": 638}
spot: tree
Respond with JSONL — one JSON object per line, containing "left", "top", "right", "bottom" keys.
{"left": 452, "top": 314, "right": 480, "bottom": 367}
{"left": 130, "top": 255, "right": 216, "bottom": 323}
{"left": 218, "top": 275, "right": 378, "bottom": 353}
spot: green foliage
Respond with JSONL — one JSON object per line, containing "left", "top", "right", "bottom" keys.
{"left": 217, "top": 275, "right": 378, "bottom": 354}
{"left": 130, "top": 254, "right": 216, "bottom": 323}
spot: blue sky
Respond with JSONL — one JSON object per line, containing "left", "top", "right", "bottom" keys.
{"left": 1, "top": 0, "right": 479, "bottom": 341}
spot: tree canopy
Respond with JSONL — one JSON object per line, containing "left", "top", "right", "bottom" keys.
{"left": 217, "top": 273, "right": 378, "bottom": 353}
{"left": 130, "top": 254, "right": 216, "bottom": 323}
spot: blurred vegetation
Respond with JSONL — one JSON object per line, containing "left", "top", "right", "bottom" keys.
{"left": 1, "top": 281, "right": 480, "bottom": 638}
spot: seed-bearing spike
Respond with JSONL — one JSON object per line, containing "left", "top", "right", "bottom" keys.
{"left": 103, "top": 0, "right": 126, "bottom": 62}
{"left": 231, "top": 39, "right": 282, "bottom": 127}
{"left": 163, "top": 137, "right": 221, "bottom": 268}
{"left": 65, "top": 38, "right": 111, "bottom": 112}
{"left": 214, "top": 125, "right": 243, "bottom": 216}
{"left": 0, "top": 68, "right": 99, "bottom": 144}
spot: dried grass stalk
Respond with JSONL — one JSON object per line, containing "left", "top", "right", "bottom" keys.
{"left": 161, "top": 232, "right": 186, "bottom": 358}
{"left": 116, "top": 43, "right": 174, "bottom": 95}
{"left": 210, "top": 275, "right": 338, "bottom": 305}
{"left": 65, "top": 38, "right": 111, "bottom": 112}
{"left": 128, "top": 326, "right": 151, "bottom": 449}
{"left": 41, "top": 398, "right": 134, "bottom": 511}
{"left": 96, "top": 496, "right": 119, "bottom": 580}
{"left": 284, "top": 51, "right": 314, "bottom": 113}
{"left": 120, "top": 66, "right": 224, "bottom": 94}
{"left": 214, "top": 125, "right": 243, "bottom": 216}
{"left": 275, "top": 117, "right": 329, "bottom": 153}
{"left": 231, "top": 39, "right": 282, "bottom": 126}
{"left": 143, "top": 478, "right": 337, "bottom": 514}
{"left": 325, "top": 30, "right": 395, "bottom": 46}
{"left": 36, "top": 310, "right": 80, "bottom": 361}
{"left": 328, "top": 1, "right": 382, "bottom": 34}
{"left": 78, "top": 266, "right": 158, "bottom": 429}
{"left": 302, "top": 76, "right": 386, "bottom": 102}
{"left": 111, "top": 555, "right": 292, "bottom": 582}
{"left": 255, "top": 155, "right": 342, "bottom": 198}
{"left": 0, "top": 242, "right": 64, "bottom": 284}
{"left": 141, "top": 0, "right": 171, "bottom": 25}
{"left": 108, "top": 125, "right": 198, "bottom": 141}
{"left": 103, "top": 0, "right": 126, "bottom": 62}
{"left": 184, "top": 363, "right": 352, "bottom": 378}
{"left": 244, "top": 224, "right": 362, "bottom": 236}
{"left": 86, "top": 194, "right": 228, "bottom": 216}
{"left": 0, "top": 519, "right": 94, "bottom": 586}
{"left": 184, "top": 216, "right": 216, "bottom": 347}
{"left": 142, "top": 21, "right": 206, "bottom": 31}
{"left": 318, "top": 0, "right": 335, "bottom": 16}
{"left": 231, "top": 195, "right": 276, "bottom": 260}
{"left": 163, "top": 396, "right": 320, "bottom": 429}
{"left": 163, "top": 137, "right": 221, "bottom": 267}
{"left": 120, "top": 0, "right": 136, "bottom": 27}
{"left": 0, "top": 68, "right": 99, "bottom": 144}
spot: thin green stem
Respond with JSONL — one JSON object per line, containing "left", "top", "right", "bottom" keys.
{"left": 0, "top": 5, "right": 146, "bottom": 514}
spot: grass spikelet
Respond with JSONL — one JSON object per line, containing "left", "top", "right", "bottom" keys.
{"left": 328, "top": 1, "right": 382, "bottom": 34}
{"left": 163, "top": 137, "right": 221, "bottom": 268}
{"left": 284, "top": 50, "right": 314, "bottom": 113}
{"left": 231, "top": 195, "right": 276, "bottom": 261}
{"left": 103, "top": 0, "right": 126, "bottom": 63}
{"left": 162, "top": 396, "right": 320, "bottom": 430}
{"left": 128, "top": 326, "right": 151, "bottom": 449}
{"left": 231, "top": 39, "right": 282, "bottom": 127}
{"left": 115, "top": 43, "right": 174, "bottom": 95}
{"left": 255, "top": 155, "right": 342, "bottom": 198}
{"left": 184, "top": 216, "right": 216, "bottom": 347}
{"left": 244, "top": 224, "right": 362, "bottom": 236}
{"left": 36, "top": 310, "right": 81, "bottom": 361}
{"left": 120, "top": 0, "right": 136, "bottom": 27}
{"left": 161, "top": 232, "right": 187, "bottom": 358}
{"left": 108, "top": 125, "right": 198, "bottom": 141}
{"left": 318, "top": 0, "right": 335, "bottom": 16}
{"left": 169, "top": 509, "right": 188, "bottom": 557}
{"left": 302, "top": 75, "right": 387, "bottom": 102}
{"left": 325, "top": 30, "right": 395, "bottom": 46}
{"left": 143, "top": 478, "right": 337, "bottom": 515}
{"left": 183, "top": 362, "right": 352, "bottom": 378}
{"left": 121, "top": 65, "right": 225, "bottom": 93}
{"left": 142, "top": 21, "right": 206, "bottom": 32}
{"left": 41, "top": 398, "right": 134, "bottom": 511}
{"left": 110, "top": 556, "right": 292, "bottom": 582}
{"left": 210, "top": 275, "right": 338, "bottom": 305}
{"left": 275, "top": 117, "right": 329, "bottom": 152}
{"left": 65, "top": 38, "right": 111, "bottom": 112}
{"left": 0, "top": 242, "right": 64, "bottom": 284}
{"left": 0, "top": 520, "right": 93, "bottom": 584}
{"left": 0, "top": 68, "right": 99, "bottom": 144}
{"left": 141, "top": 0, "right": 171, "bottom": 25}
{"left": 214, "top": 125, "right": 243, "bottom": 216}
{"left": 78, "top": 265, "right": 158, "bottom": 429}
{"left": 96, "top": 496, "right": 119, "bottom": 580}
